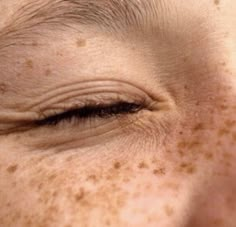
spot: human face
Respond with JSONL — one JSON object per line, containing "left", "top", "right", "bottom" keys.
{"left": 0, "top": 0, "right": 235, "bottom": 226}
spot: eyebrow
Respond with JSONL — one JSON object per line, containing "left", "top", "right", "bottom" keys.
{"left": 0, "top": 0, "right": 150, "bottom": 50}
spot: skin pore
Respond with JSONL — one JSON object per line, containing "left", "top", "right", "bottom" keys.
{"left": 0, "top": 0, "right": 236, "bottom": 226}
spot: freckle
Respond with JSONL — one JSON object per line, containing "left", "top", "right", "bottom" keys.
{"left": 178, "top": 150, "right": 185, "bottom": 157}
{"left": 114, "top": 162, "right": 121, "bottom": 169}
{"left": 87, "top": 174, "right": 98, "bottom": 183}
{"left": 177, "top": 141, "right": 188, "bottom": 149}
{"left": 138, "top": 161, "right": 148, "bottom": 169}
{"left": 25, "top": 59, "right": 34, "bottom": 69}
{"left": 52, "top": 190, "right": 58, "bottom": 198}
{"left": 56, "top": 51, "right": 63, "bottom": 56}
{"left": 218, "top": 128, "right": 230, "bottom": 136}
{"left": 232, "top": 132, "right": 236, "bottom": 141}
{"left": 184, "top": 85, "right": 188, "bottom": 90}
{"left": 164, "top": 205, "right": 174, "bottom": 216}
{"left": 186, "top": 165, "right": 196, "bottom": 174}
{"left": 219, "top": 104, "right": 228, "bottom": 111}
{"left": 213, "top": 218, "right": 224, "bottom": 225}
{"left": 162, "top": 182, "right": 180, "bottom": 191}
{"left": 47, "top": 174, "right": 57, "bottom": 182}
{"left": 223, "top": 152, "right": 233, "bottom": 160}
{"left": 45, "top": 69, "right": 51, "bottom": 76}
{"left": 214, "top": 0, "right": 220, "bottom": 5}
{"left": 193, "top": 123, "right": 205, "bottom": 131}
{"left": 32, "top": 41, "right": 38, "bottom": 46}
{"left": 179, "top": 162, "right": 196, "bottom": 174}
{"left": 105, "top": 220, "right": 111, "bottom": 226}
{"left": 75, "top": 188, "right": 85, "bottom": 201}
{"left": 6, "top": 164, "right": 18, "bottom": 173}
{"left": 123, "top": 176, "right": 130, "bottom": 183}
{"left": 205, "top": 152, "right": 214, "bottom": 160}
{"left": 76, "top": 39, "right": 87, "bottom": 48}
{"left": 0, "top": 83, "right": 7, "bottom": 94}
{"left": 188, "top": 141, "right": 202, "bottom": 149}
{"left": 66, "top": 155, "right": 74, "bottom": 162}
{"left": 225, "top": 120, "right": 236, "bottom": 128}
{"left": 153, "top": 168, "right": 166, "bottom": 175}
{"left": 183, "top": 57, "right": 188, "bottom": 63}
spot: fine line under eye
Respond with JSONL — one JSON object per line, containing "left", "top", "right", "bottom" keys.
{"left": 35, "top": 102, "right": 143, "bottom": 126}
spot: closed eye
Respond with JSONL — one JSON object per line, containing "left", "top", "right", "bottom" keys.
{"left": 35, "top": 102, "right": 143, "bottom": 127}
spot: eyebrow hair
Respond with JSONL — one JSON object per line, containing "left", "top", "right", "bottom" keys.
{"left": 0, "top": 0, "right": 151, "bottom": 51}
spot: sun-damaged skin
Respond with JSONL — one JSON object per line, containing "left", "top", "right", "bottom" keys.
{"left": 0, "top": 0, "right": 236, "bottom": 227}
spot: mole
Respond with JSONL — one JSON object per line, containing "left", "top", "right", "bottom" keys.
{"left": 6, "top": 164, "right": 18, "bottom": 174}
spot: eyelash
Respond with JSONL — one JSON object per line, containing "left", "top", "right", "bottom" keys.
{"left": 35, "top": 102, "right": 143, "bottom": 127}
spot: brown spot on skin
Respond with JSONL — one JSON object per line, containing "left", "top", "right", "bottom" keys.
{"left": 0, "top": 83, "right": 7, "bottom": 94}
{"left": 161, "top": 182, "right": 180, "bottom": 191}
{"left": 184, "top": 85, "right": 188, "bottom": 90}
{"left": 6, "top": 164, "right": 18, "bottom": 173}
{"left": 32, "top": 41, "right": 38, "bottom": 46}
{"left": 224, "top": 120, "right": 236, "bottom": 128}
{"left": 153, "top": 168, "right": 166, "bottom": 175}
{"left": 205, "top": 152, "right": 214, "bottom": 160}
{"left": 188, "top": 141, "right": 202, "bottom": 149}
{"left": 220, "top": 62, "right": 226, "bottom": 67}
{"left": 219, "top": 104, "right": 228, "bottom": 111}
{"left": 56, "top": 51, "right": 63, "bottom": 56}
{"left": 223, "top": 152, "right": 233, "bottom": 160}
{"left": 218, "top": 128, "right": 230, "bottom": 136}
{"left": 87, "top": 174, "right": 98, "bottom": 183}
{"left": 178, "top": 162, "right": 196, "bottom": 174}
{"left": 138, "top": 162, "right": 148, "bottom": 169}
{"left": 177, "top": 141, "right": 188, "bottom": 149}
{"left": 113, "top": 162, "right": 121, "bottom": 169}
{"left": 232, "top": 132, "right": 236, "bottom": 141}
{"left": 76, "top": 39, "right": 87, "bottom": 48}
{"left": 212, "top": 218, "right": 224, "bottom": 226}
{"left": 164, "top": 205, "right": 174, "bottom": 216}
{"left": 193, "top": 123, "right": 205, "bottom": 131}
{"left": 178, "top": 150, "right": 185, "bottom": 157}
{"left": 47, "top": 174, "right": 57, "bottom": 182}
{"left": 75, "top": 188, "right": 85, "bottom": 202}
{"left": 25, "top": 59, "right": 34, "bottom": 69}
{"left": 214, "top": 0, "right": 220, "bottom": 5}
{"left": 45, "top": 69, "right": 51, "bottom": 76}
{"left": 183, "top": 57, "right": 188, "bottom": 63}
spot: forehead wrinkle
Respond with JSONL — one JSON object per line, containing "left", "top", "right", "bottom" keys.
{"left": 0, "top": 0, "right": 155, "bottom": 52}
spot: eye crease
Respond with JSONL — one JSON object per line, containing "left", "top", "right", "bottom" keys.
{"left": 34, "top": 102, "right": 144, "bottom": 127}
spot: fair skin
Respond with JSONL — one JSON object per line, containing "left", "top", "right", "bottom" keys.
{"left": 0, "top": 0, "right": 235, "bottom": 226}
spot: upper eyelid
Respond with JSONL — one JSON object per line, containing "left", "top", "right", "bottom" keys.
{"left": 34, "top": 102, "right": 144, "bottom": 126}
{"left": 23, "top": 80, "right": 154, "bottom": 112}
